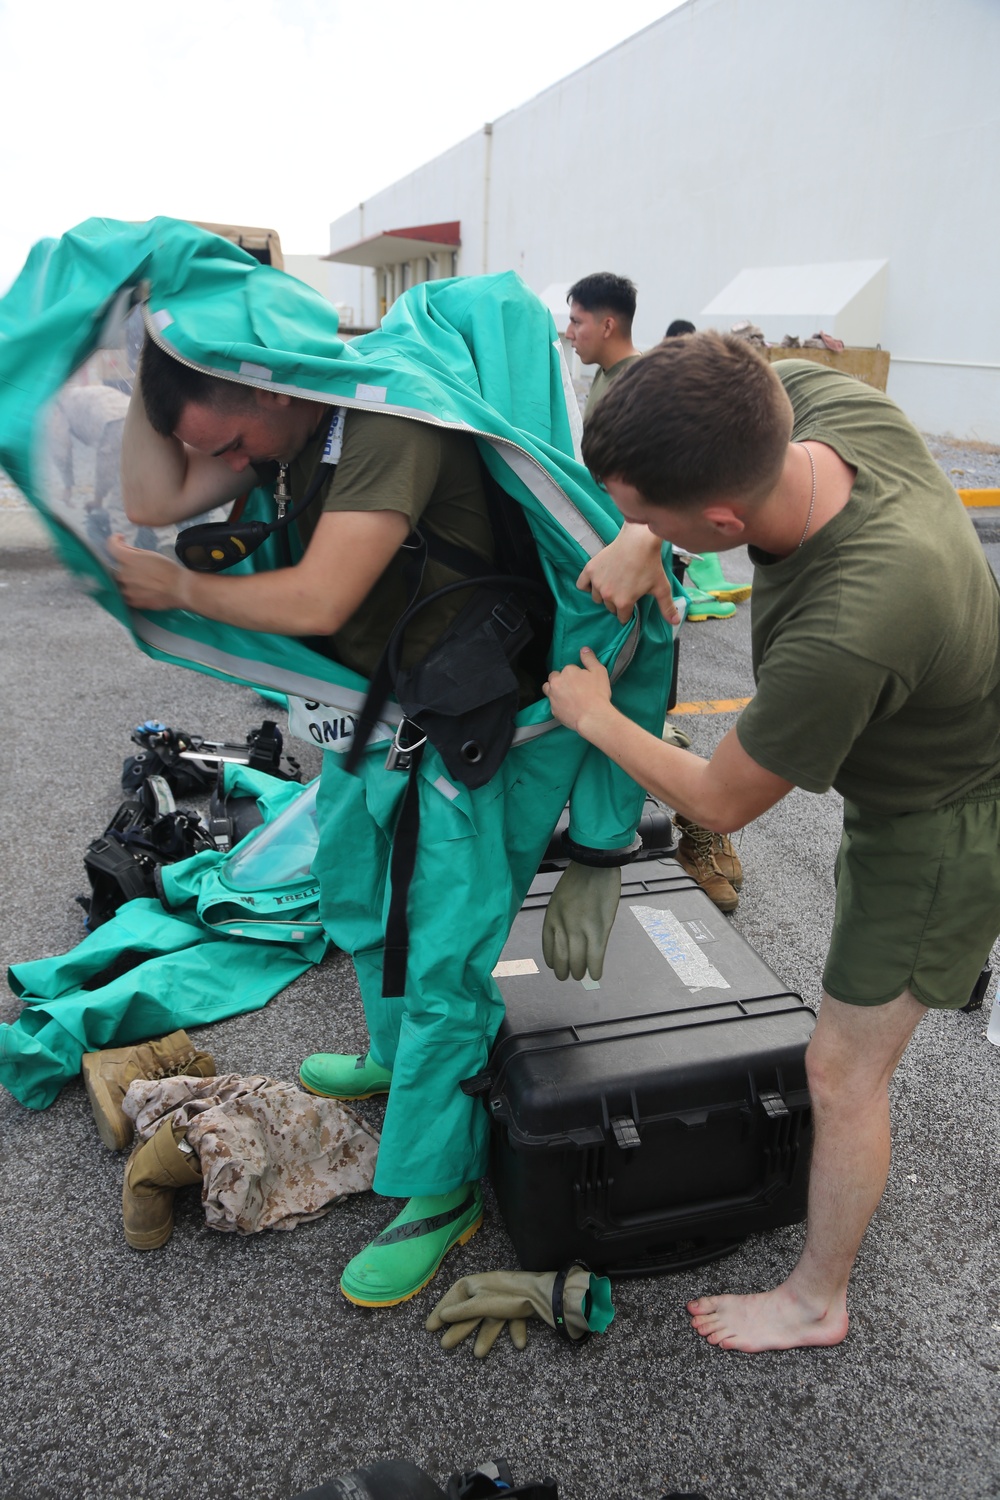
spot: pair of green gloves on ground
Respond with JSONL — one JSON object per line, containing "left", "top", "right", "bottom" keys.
{"left": 427, "top": 1264, "right": 615, "bottom": 1358}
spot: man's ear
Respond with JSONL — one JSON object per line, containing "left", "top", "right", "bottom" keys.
{"left": 253, "top": 387, "right": 292, "bottom": 409}
{"left": 702, "top": 504, "right": 748, "bottom": 540}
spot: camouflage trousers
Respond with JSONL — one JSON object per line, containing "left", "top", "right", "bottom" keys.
{"left": 124, "top": 1074, "right": 379, "bottom": 1234}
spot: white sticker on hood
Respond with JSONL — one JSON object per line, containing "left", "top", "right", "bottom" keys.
{"left": 151, "top": 308, "right": 173, "bottom": 331}
{"left": 631, "top": 905, "right": 729, "bottom": 992}
{"left": 355, "top": 383, "right": 387, "bottom": 403}
{"left": 239, "top": 361, "right": 272, "bottom": 380}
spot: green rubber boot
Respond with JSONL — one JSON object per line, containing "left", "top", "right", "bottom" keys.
{"left": 299, "top": 1051, "right": 393, "bottom": 1100}
{"left": 686, "top": 552, "right": 752, "bottom": 603}
{"left": 685, "top": 585, "right": 737, "bottom": 622}
{"left": 340, "top": 1184, "right": 484, "bottom": 1307}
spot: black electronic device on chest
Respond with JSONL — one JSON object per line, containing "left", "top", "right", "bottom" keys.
{"left": 174, "top": 458, "right": 323, "bottom": 573}
{"left": 475, "top": 859, "right": 815, "bottom": 1275}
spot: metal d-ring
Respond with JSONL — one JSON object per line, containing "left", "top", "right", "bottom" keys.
{"left": 393, "top": 719, "right": 427, "bottom": 754}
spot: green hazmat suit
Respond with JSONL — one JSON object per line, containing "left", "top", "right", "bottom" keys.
{"left": 3, "top": 768, "right": 323, "bottom": 1110}
{"left": 0, "top": 218, "right": 675, "bottom": 1189}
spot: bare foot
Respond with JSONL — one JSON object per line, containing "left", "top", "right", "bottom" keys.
{"left": 687, "top": 1285, "right": 849, "bottom": 1352}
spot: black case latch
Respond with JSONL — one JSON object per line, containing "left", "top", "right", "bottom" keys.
{"left": 611, "top": 1115, "right": 641, "bottom": 1150}
{"left": 759, "top": 1091, "right": 790, "bottom": 1119}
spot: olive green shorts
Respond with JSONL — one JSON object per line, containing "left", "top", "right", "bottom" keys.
{"left": 823, "top": 776, "right": 1000, "bottom": 1009}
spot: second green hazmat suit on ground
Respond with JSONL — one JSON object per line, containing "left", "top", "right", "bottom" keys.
{"left": 0, "top": 217, "right": 676, "bottom": 1307}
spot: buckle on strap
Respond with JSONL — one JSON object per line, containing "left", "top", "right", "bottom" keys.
{"left": 490, "top": 594, "right": 526, "bottom": 636}
{"left": 384, "top": 718, "right": 427, "bottom": 773}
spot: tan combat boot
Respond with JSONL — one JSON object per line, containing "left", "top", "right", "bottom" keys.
{"left": 122, "top": 1118, "right": 203, "bottom": 1250}
{"left": 673, "top": 814, "right": 739, "bottom": 912}
{"left": 82, "top": 1030, "right": 216, "bottom": 1151}
{"left": 712, "top": 832, "right": 744, "bottom": 891}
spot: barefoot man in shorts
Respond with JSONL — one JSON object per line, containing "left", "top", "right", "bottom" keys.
{"left": 545, "top": 333, "right": 1000, "bottom": 1351}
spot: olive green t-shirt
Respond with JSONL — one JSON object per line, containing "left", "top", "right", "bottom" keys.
{"left": 286, "top": 408, "right": 494, "bottom": 678}
{"left": 584, "top": 354, "right": 643, "bottom": 419}
{"left": 736, "top": 361, "right": 1000, "bottom": 813}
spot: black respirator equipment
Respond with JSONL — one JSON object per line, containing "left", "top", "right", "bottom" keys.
{"left": 174, "top": 415, "right": 335, "bottom": 573}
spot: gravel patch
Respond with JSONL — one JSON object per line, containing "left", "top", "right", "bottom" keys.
{"left": 923, "top": 435, "right": 1000, "bottom": 489}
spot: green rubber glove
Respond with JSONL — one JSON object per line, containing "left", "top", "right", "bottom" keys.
{"left": 425, "top": 1265, "right": 614, "bottom": 1358}
{"left": 541, "top": 861, "right": 621, "bottom": 981}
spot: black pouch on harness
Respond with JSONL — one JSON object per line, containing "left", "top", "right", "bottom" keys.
{"left": 390, "top": 579, "right": 538, "bottom": 791}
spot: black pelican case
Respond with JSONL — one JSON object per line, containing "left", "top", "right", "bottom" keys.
{"left": 475, "top": 858, "right": 815, "bottom": 1275}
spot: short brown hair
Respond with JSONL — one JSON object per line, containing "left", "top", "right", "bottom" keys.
{"left": 582, "top": 331, "right": 793, "bottom": 508}
{"left": 139, "top": 335, "right": 257, "bottom": 436}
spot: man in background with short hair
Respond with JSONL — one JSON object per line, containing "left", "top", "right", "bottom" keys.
{"left": 565, "top": 272, "right": 643, "bottom": 419}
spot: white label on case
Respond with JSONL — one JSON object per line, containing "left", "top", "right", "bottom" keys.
{"left": 631, "top": 905, "right": 729, "bottom": 992}
{"left": 685, "top": 919, "right": 716, "bottom": 944}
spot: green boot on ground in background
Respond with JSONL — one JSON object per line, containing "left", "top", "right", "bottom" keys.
{"left": 686, "top": 552, "right": 752, "bottom": 603}
{"left": 122, "top": 1118, "right": 203, "bottom": 1250}
{"left": 684, "top": 585, "right": 737, "bottom": 622}
{"left": 82, "top": 1030, "right": 216, "bottom": 1151}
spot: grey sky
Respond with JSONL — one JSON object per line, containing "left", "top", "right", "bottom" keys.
{"left": 0, "top": 0, "right": 683, "bottom": 294}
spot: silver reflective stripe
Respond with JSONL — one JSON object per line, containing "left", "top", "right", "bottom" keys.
{"left": 555, "top": 337, "right": 585, "bottom": 463}
{"left": 131, "top": 615, "right": 379, "bottom": 711}
{"left": 484, "top": 440, "right": 605, "bottom": 557}
{"left": 130, "top": 613, "right": 568, "bottom": 747}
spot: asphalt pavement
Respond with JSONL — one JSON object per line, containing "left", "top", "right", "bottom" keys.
{"left": 1, "top": 517, "right": 999, "bottom": 1500}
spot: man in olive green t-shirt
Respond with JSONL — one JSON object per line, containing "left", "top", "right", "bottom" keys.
{"left": 544, "top": 332, "right": 1000, "bottom": 1354}
{"left": 564, "top": 271, "right": 642, "bottom": 419}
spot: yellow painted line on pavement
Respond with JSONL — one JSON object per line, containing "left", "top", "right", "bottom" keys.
{"left": 670, "top": 697, "right": 752, "bottom": 716}
{"left": 959, "top": 489, "right": 1000, "bottom": 507}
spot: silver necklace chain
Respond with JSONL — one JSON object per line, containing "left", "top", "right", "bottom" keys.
{"left": 798, "top": 445, "right": 817, "bottom": 548}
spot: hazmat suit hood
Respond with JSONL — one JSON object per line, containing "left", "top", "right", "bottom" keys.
{"left": 0, "top": 215, "right": 674, "bottom": 850}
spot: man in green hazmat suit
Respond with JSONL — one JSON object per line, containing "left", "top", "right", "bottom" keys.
{"left": 0, "top": 218, "right": 677, "bottom": 1306}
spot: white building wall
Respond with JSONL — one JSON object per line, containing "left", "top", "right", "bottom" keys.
{"left": 284, "top": 255, "right": 335, "bottom": 301}
{"left": 325, "top": 0, "right": 1000, "bottom": 438}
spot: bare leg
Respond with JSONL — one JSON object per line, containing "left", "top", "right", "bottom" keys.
{"left": 688, "top": 987, "right": 926, "bottom": 1351}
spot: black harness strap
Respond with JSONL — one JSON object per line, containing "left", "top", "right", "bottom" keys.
{"left": 342, "top": 526, "right": 487, "bottom": 778}
{"left": 342, "top": 491, "right": 552, "bottom": 999}
{"left": 381, "top": 733, "right": 427, "bottom": 998}
{"left": 378, "top": 576, "right": 540, "bottom": 998}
